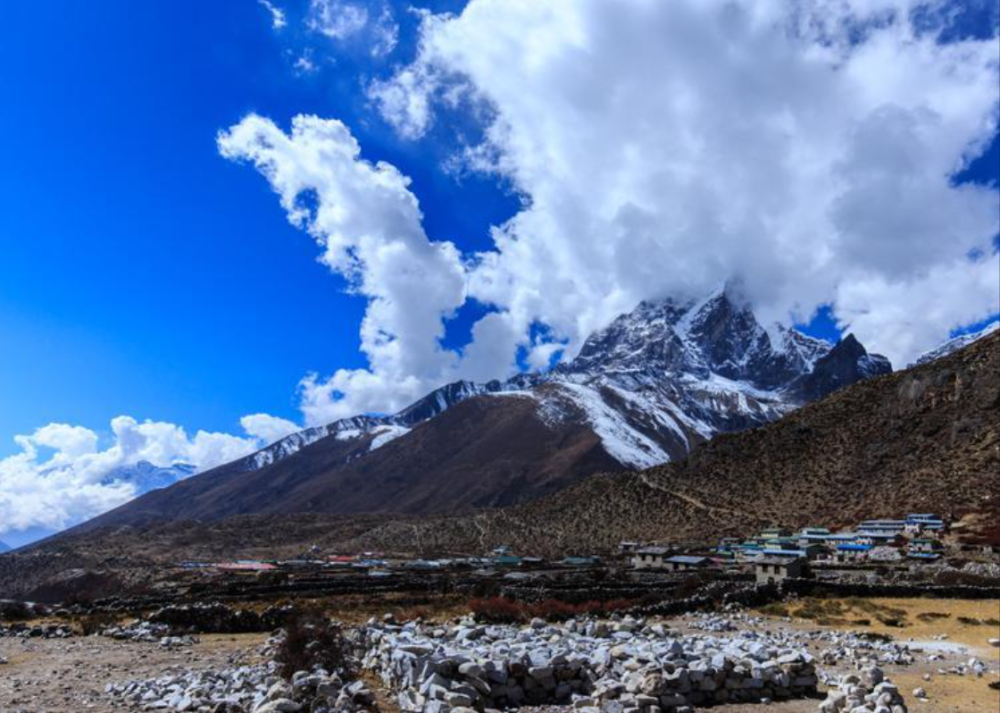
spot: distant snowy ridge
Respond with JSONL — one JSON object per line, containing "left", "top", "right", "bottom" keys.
{"left": 229, "top": 286, "right": 889, "bottom": 473}
{"left": 911, "top": 321, "right": 999, "bottom": 367}
{"left": 0, "top": 540, "right": 11, "bottom": 554}
{"left": 100, "top": 461, "right": 197, "bottom": 497}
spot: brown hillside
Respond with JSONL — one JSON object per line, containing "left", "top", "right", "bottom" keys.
{"left": 75, "top": 393, "right": 621, "bottom": 531}
{"left": 1, "top": 332, "right": 995, "bottom": 598}
{"left": 344, "top": 330, "right": 999, "bottom": 555}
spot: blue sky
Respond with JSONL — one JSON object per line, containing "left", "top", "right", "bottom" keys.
{"left": 1, "top": 0, "right": 997, "bottom": 458}
{"left": 0, "top": 0, "right": 516, "bottom": 455}
{"left": 0, "top": 1, "right": 997, "bottom": 546}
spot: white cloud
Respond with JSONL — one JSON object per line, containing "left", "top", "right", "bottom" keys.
{"left": 0, "top": 415, "right": 295, "bottom": 537}
{"left": 223, "top": 0, "right": 998, "bottom": 422}
{"left": 370, "top": 5, "right": 399, "bottom": 58}
{"left": 834, "top": 250, "right": 1000, "bottom": 366}
{"left": 218, "top": 114, "right": 473, "bottom": 424}
{"left": 307, "top": 0, "right": 368, "bottom": 40}
{"left": 368, "top": 0, "right": 999, "bottom": 367}
{"left": 258, "top": 0, "right": 287, "bottom": 30}
{"left": 240, "top": 413, "right": 300, "bottom": 444}
{"left": 294, "top": 54, "right": 318, "bottom": 73}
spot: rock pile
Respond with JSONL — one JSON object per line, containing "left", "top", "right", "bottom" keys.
{"left": 106, "top": 662, "right": 276, "bottom": 711}
{"left": 102, "top": 620, "right": 172, "bottom": 642}
{"left": 958, "top": 561, "right": 1000, "bottom": 579}
{"left": 686, "top": 613, "right": 765, "bottom": 632}
{"left": 818, "top": 666, "right": 908, "bottom": 712}
{"left": 0, "top": 622, "right": 73, "bottom": 639}
{"left": 106, "top": 657, "right": 374, "bottom": 712}
{"left": 810, "top": 631, "right": 914, "bottom": 667}
{"left": 362, "top": 615, "right": 819, "bottom": 710}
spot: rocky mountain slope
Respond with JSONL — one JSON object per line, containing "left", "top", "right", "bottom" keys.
{"left": 339, "top": 328, "right": 998, "bottom": 556}
{"left": 912, "top": 320, "right": 998, "bottom": 366}
{"left": 70, "top": 287, "right": 890, "bottom": 531}
{"left": 2, "top": 332, "right": 992, "bottom": 599}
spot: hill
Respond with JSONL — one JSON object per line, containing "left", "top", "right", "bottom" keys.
{"left": 1, "top": 330, "right": 992, "bottom": 600}
{"left": 71, "top": 287, "right": 887, "bottom": 532}
{"left": 336, "top": 328, "right": 1000, "bottom": 555}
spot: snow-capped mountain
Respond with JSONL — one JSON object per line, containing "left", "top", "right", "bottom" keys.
{"left": 0, "top": 540, "right": 10, "bottom": 554}
{"left": 523, "top": 287, "right": 887, "bottom": 466}
{"left": 912, "top": 321, "right": 999, "bottom": 367}
{"left": 78, "top": 286, "right": 893, "bottom": 529}
{"left": 100, "top": 461, "right": 197, "bottom": 496}
{"left": 237, "top": 286, "right": 890, "bottom": 471}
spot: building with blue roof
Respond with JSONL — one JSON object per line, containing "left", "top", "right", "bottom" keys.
{"left": 835, "top": 542, "right": 873, "bottom": 562}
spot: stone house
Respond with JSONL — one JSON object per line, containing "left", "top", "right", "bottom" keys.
{"left": 618, "top": 541, "right": 643, "bottom": 555}
{"left": 835, "top": 543, "right": 873, "bottom": 562}
{"left": 631, "top": 546, "right": 671, "bottom": 570}
{"left": 754, "top": 557, "right": 804, "bottom": 586}
{"left": 908, "top": 538, "right": 943, "bottom": 554}
{"left": 663, "top": 555, "right": 711, "bottom": 572}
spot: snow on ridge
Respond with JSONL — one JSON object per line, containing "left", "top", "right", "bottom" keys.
{"left": 672, "top": 286, "right": 724, "bottom": 341}
{"left": 684, "top": 372, "right": 784, "bottom": 401}
{"left": 235, "top": 287, "right": 857, "bottom": 478}
{"left": 912, "top": 321, "right": 998, "bottom": 366}
{"left": 603, "top": 383, "right": 690, "bottom": 446}
{"left": 554, "top": 382, "right": 670, "bottom": 469}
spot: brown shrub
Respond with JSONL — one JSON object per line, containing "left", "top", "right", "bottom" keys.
{"left": 0, "top": 600, "right": 33, "bottom": 621}
{"left": 76, "top": 611, "right": 120, "bottom": 636}
{"left": 275, "top": 609, "right": 353, "bottom": 681}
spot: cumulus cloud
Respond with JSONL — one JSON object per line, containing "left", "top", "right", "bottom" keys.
{"left": 225, "top": 0, "right": 998, "bottom": 418}
{"left": 257, "top": 0, "right": 287, "bottom": 30}
{"left": 307, "top": 0, "right": 368, "bottom": 40}
{"left": 367, "top": 0, "right": 999, "bottom": 370}
{"left": 0, "top": 416, "right": 293, "bottom": 537}
{"left": 218, "top": 114, "right": 471, "bottom": 423}
{"left": 239, "top": 413, "right": 300, "bottom": 444}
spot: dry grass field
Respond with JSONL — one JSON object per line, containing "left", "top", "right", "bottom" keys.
{"left": 753, "top": 597, "right": 1000, "bottom": 713}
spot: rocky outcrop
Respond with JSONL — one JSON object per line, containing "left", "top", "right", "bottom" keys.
{"left": 788, "top": 334, "right": 891, "bottom": 402}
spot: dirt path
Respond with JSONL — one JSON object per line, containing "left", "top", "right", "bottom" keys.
{"left": 0, "top": 633, "right": 266, "bottom": 712}
{"left": 638, "top": 470, "right": 750, "bottom": 519}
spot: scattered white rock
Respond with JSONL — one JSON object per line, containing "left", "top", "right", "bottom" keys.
{"left": 361, "top": 615, "right": 819, "bottom": 709}
{"left": 817, "top": 666, "right": 908, "bottom": 712}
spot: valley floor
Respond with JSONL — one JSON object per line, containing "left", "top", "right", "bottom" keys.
{"left": 1, "top": 597, "right": 997, "bottom": 712}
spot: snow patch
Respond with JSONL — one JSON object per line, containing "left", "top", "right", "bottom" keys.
{"left": 555, "top": 382, "right": 670, "bottom": 469}
{"left": 369, "top": 425, "right": 410, "bottom": 451}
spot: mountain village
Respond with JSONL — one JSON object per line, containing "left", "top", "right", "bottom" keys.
{"left": 2, "top": 298, "right": 998, "bottom": 713}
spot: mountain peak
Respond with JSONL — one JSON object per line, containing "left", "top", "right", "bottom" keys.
{"left": 69, "top": 286, "right": 899, "bottom": 533}
{"left": 788, "top": 332, "right": 892, "bottom": 402}
{"left": 566, "top": 288, "right": 831, "bottom": 392}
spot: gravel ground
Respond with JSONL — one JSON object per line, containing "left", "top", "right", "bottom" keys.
{"left": 1, "top": 598, "right": 997, "bottom": 713}
{"left": 0, "top": 633, "right": 267, "bottom": 712}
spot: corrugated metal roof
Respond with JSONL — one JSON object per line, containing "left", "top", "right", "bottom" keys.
{"left": 666, "top": 555, "right": 709, "bottom": 564}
